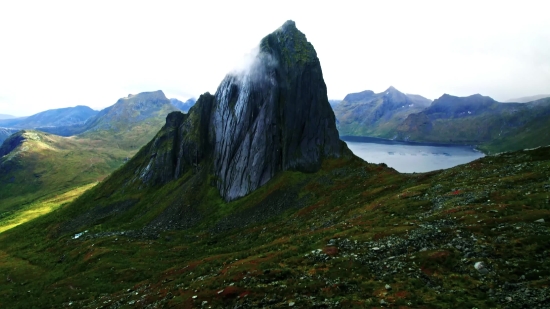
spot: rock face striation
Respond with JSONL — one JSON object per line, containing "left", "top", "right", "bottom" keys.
{"left": 136, "top": 20, "right": 348, "bottom": 201}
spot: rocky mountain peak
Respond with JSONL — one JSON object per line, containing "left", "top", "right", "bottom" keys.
{"left": 134, "top": 21, "right": 349, "bottom": 201}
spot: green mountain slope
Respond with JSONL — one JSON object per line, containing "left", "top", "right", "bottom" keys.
{"left": 0, "top": 91, "right": 177, "bottom": 226}
{"left": 334, "top": 86, "right": 431, "bottom": 138}
{"left": 1, "top": 143, "right": 549, "bottom": 308}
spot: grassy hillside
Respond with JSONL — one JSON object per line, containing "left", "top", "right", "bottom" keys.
{"left": 0, "top": 144, "right": 549, "bottom": 308}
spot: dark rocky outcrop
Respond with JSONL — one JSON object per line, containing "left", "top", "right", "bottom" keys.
{"left": 135, "top": 20, "right": 349, "bottom": 201}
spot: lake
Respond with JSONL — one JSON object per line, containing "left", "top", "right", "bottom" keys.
{"left": 341, "top": 136, "right": 485, "bottom": 173}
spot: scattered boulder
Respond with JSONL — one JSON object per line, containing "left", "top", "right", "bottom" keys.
{"left": 474, "top": 261, "right": 489, "bottom": 274}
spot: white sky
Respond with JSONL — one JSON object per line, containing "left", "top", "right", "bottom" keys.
{"left": 1, "top": 0, "right": 549, "bottom": 116}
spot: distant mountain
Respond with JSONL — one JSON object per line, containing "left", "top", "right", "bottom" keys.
{"left": 0, "top": 106, "right": 97, "bottom": 129}
{"left": 0, "top": 128, "right": 18, "bottom": 145}
{"left": 170, "top": 98, "right": 196, "bottom": 112}
{"left": 328, "top": 99, "right": 341, "bottom": 108}
{"left": 39, "top": 90, "right": 176, "bottom": 138}
{"left": 0, "top": 90, "right": 178, "bottom": 216}
{"left": 506, "top": 94, "right": 550, "bottom": 103}
{"left": 395, "top": 94, "right": 550, "bottom": 153}
{"left": 333, "top": 86, "right": 431, "bottom": 137}
{"left": 0, "top": 114, "right": 16, "bottom": 119}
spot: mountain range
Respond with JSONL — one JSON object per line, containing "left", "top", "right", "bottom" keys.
{"left": 506, "top": 94, "right": 550, "bottom": 103}
{"left": 395, "top": 94, "right": 550, "bottom": 153}
{"left": 0, "top": 106, "right": 99, "bottom": 145}
{"left": 0, "top": 114, "right": 16, "bottom": 120}
{"left": 334, "top": 88, "right": 550, "bottom": 153}
{"left": 0, "top": 105, "right": 97, "bottom": 129}
{"left": 334, "top": 86, "right": 431, "bottom": 137}
{"left": 0, "top": 21, "right": 549, "bottom": 309}
{"left": 170, "top": 98, "right": 196, "bottom": 112}
{"left": 0, "top": 90, "right": 177, "bottom": 229}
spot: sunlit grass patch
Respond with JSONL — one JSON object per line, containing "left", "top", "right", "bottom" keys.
{"left": 0, "top": 182, "right": 96, "bottom": 233}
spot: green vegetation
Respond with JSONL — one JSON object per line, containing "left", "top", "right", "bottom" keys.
{"left": 0, "top": 146, "right": 549, "bottom": 308}
{"left": 0, "top": 182, "right": 96, "bottom": 233}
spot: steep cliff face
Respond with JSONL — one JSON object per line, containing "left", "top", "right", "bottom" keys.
{"left": 212, "top": 20, "right": 344, "bottom": 200}
{"left": 135, "top": 20, "right": 348, "bottom": 201}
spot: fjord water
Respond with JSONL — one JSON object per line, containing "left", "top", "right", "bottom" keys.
{"left": 341, "top": 136, "right": 484, "bottom": 173}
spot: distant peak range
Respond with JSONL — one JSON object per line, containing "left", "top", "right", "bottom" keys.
{"left": 333, "top": 86, "right": 432, "bottom": 138}
{"left": 391, "top": 92, "right": 550, "bottom": 153}
{"left": 505, "top": 94, "right": 550, "bottom": 103}
{"left": 0, "top": 105, "right": 98, "bottom": 130}
{"left": 0, "top": 90, "right": 180, "bottom": 213}
{"left": 333, "top": 87, "right": 550, "bottom": 153}
{"left": 36, "top": 90, "right": 177, "bottom": 137}
{"left": 0, "top": 114, "right": 17, "bottom": 120}
{"left": 170, "top": 97, "right": 196, "bottom": 112}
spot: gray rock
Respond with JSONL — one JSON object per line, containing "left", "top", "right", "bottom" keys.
{"left": 474, "top": 261, "right": 489, "bottom": 274}
{"left": 535, "top": 218, "right": 545, "bottom": 223}
{"left": 385, "top": 284, "right": 392, "bottom": 290}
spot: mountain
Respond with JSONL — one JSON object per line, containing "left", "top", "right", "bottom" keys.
{"left": 1, "top": 21, "right": 550, "bottom": 309}
{"left": 328, "top": 99, "right": 341, "bottom": 108}
{"left": 38, "top": 91, "right": 174, "bottom": 138}
{"left": 0, "top": 106, "right": 98, "bottom": 144}
{"left": 333, "top": 86, "right": 431, "bottom": 137}
{"left": 77, "top": 19, "right": 347, "bottom": 207}
{"left": 395, "top": 94, "right": 550, "bottom": 152}
{"left": 0, "top": 91, "right": 178, "bottom": 225}
{"left": 0, "top": 114, "right": 16, "bottom": 119}
{"left": 506, "top": 94, "right": 550, "bottom": 103}
{"left": 170, "top": 97, "right": 196, "bottom": 112}
{"left": 0, "top": 105, "right": 97, "bottom": 129}
{"left": 0, "top": 128, "right": 18, "bottom": 145}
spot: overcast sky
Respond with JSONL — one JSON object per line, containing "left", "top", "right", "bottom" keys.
{"left": 1, "top": 0, "right": 549, "bottom": 116}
